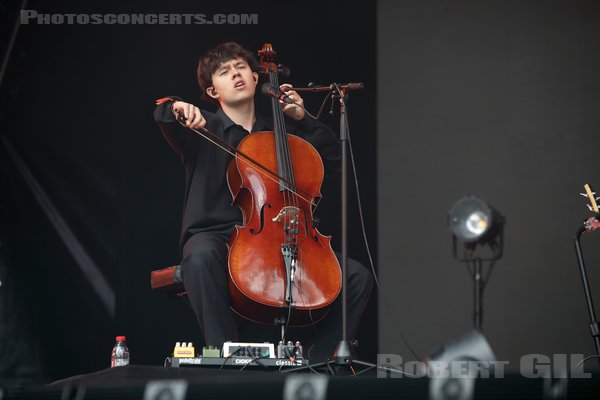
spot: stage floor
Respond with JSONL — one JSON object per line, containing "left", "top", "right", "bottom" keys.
{"left": 2, "top": 364, "right": 600, "bottom": 399}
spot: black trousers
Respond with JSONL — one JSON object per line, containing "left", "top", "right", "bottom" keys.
{"left": 181, "top": 230, "right": 373, "bottom": 361}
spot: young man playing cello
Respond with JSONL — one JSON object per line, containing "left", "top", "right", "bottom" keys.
{"left": 153, "top": 42, "right": 372, "bottom": 361}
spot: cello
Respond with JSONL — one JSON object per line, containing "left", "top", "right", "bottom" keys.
{"left": 226, "top": 43, "right": 342, "bottom": 326}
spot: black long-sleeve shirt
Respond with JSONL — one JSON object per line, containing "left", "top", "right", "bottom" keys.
{"left": 153, "top": 98, "right": 341, "bottom": 249}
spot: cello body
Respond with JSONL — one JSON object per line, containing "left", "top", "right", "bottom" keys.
{"left": 226, "top": 131, "right": 341, "bottom": 326}
{"left": 226, "top": 43, "right": 342, "bottom": 327}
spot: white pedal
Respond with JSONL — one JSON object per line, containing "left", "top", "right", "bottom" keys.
{"left": 222, "top": 342, "right": 275, "bottom": 359}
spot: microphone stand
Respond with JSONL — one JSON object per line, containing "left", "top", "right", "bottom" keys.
{"left": 334, "top": 83, "right": 353, "bottom": 365}
{"left": 282, "top": 83, "right": 408, "bottom": 377}
{"left": 574, "top": 217, "right": 600, "bottom": 367}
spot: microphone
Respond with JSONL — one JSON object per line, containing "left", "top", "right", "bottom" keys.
{"left": 260, "top": 82, "right": 318, "bottom": 120}
{"left": 261, "top": 83, "right": 294, "bottom": 104}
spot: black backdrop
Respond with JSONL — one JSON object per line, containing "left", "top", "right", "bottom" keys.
{"left": 0, "top": 0, "right": 377, "bottom": 382}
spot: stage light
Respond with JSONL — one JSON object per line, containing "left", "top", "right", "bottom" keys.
{"left": 448, "top": 196, "right": 504, "bottom": 330}
{"left": 448, "top": 196, "right": 495, "bottom": 244}
{"left": 448, "top": 195, "right": 504, "bottom": 262}
{"left": 423, "top": 196, "right": 503, "bottom": 400}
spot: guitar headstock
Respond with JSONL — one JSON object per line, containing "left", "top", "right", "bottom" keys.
{"left": 581, "top": 184, "right": 600, "bottom": 214}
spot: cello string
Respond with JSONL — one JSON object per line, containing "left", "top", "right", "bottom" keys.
{"left": 278, "top": 81, "right": 299, "bottom": 211}
{"left": 275, "top": 75, "right": 301, "bottom": 247}
{"left": 269, "top": 70, "right": 297, "bottom": 317}
{"left": 279, "top": 84, "right": 298, "bottom": 192}
{"left": 275, "top": 74, "right": 303, "bottom": 316}
{"left": 268, "top": 72, "right": 287, "bottom": 204}
{"left": 270, "top": 70, "right": 296, "bottom": 246}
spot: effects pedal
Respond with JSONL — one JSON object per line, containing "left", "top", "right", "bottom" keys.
{"left": 173, "top": 342, "right": 195, "bottom": 358}
{"left": 222, "top": 341, "right": 275, "bottom": 358}
{"left": 202, "top": 346, "right": 221, "bottom": 357}
{"left": 277, "top": 340, "right": 303, "bottom": 359}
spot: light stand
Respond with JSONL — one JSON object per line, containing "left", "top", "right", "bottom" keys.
{"left": 452, "top": 233, "right": 504, "bottom": 331}
{"left": 451, "top": 242, "right": 501, "bottom": 331}
{"left": 421, "top": 197, "right": 503, "bottom": 398}
{"left": 449, "top": 196, "right": 504, "bottom": 331}
{"left": 473, "top": 256, "right": 483, "bottom": 330}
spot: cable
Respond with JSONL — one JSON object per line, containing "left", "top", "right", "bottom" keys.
{"left": 239, "top": 355, "right": 269, "bottom": 372}
{"left": 219, "top": 346, "right": 245, "bottom": 370}
{"left": 342, "top": 90, "right": 421, "bottom": 362}
{"left": 574, "top": 354, "right": 600, "bottom": 369}
{"left": 315, "top": 90, "right": 334, "bottom": 120}
{"left": 281, "top": 301, "right": 293, "bottom": 346}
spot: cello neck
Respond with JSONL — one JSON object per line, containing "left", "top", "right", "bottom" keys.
{"left": 259, "top": 43, "right": 296, "bottom": 192}
{"left": 268, "top": 70, "right": 295, "bottom": 191}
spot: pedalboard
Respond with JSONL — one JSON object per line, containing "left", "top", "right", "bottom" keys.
{"left": 168, "top": 339, "right": 307, "bottom": 369}
{"left": 168, "top": 356, "right": 308, "bottom": 368}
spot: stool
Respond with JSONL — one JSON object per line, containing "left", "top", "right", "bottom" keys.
{"left": 150, "top": 264, "right": 187, "bottom": 298}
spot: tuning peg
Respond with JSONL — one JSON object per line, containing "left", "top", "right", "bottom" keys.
{"left": 580, "top": 193, "right": 589, "bottom": 197}
{"left": 588, "top": 204, "right": 594, "bottom": 211}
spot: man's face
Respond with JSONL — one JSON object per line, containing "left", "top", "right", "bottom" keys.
{"left": 208, "top": 57, "right": 258, "bottom": 106}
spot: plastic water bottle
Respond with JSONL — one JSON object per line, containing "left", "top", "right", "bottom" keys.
{"left": 111, "top": 336, "right": 130, "bottom": 367}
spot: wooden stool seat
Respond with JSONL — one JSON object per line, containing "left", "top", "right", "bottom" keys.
{"left": 150, "top": 264, "right": 186, "bottom": 297}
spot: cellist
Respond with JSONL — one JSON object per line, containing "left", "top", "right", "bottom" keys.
{"left": 153, "top": 42, "right": 373, "bottom": 361}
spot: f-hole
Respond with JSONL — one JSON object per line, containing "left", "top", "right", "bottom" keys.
{"left": 250, "top": 203, "right": 271, "bottom": 234}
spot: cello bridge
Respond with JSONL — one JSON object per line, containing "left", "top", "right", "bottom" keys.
{"left": 272, "top": 206, "right": 300, "bottom": 225}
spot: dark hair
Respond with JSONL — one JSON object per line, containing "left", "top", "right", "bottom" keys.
{"left": 197, "top": 42, "right": 260, "bottom": 102}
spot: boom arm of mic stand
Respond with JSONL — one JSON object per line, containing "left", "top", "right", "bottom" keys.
{"left": 292, "top": 86, "right": 332, "bottom": 93}
{"left": 293, "top": 83, "right": 364, "bottom": 92}
{"left": 295, "top": 83, "right": 364, "bottom": 120}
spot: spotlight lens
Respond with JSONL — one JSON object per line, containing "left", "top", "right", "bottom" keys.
{"left": 465, "top": 211, "right": 489, "bottom": 236}
{"left": 448, "top": 196, "right": 493, "bottom": 242}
